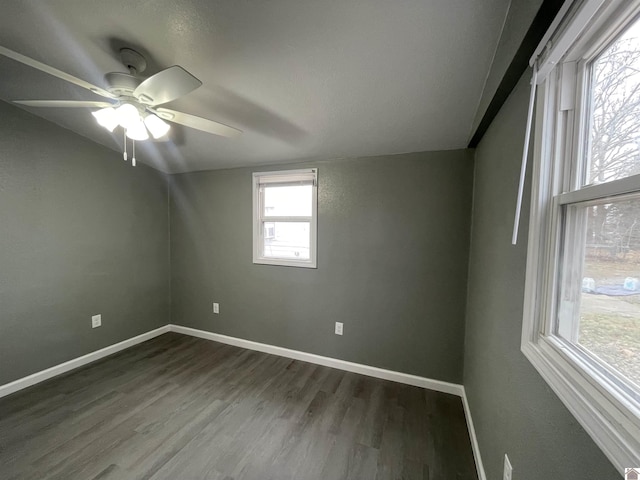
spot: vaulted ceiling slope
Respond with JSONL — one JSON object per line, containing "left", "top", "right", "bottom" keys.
{"left": 0, "top": 0, "right": 511, "bottom": 173}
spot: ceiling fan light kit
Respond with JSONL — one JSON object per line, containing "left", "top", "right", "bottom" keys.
{"left": 0, "top": 46, "right": 242, "bottom": 167}
{"left": 93, "top": 102, "right": 172, "bottom": 139}
{"left": 124, "top": 115, "right": 150, "bottom": 141}
{"left": 91, "top": 107, "right": 118, "bottom": 132}
{"left": 144, "top": 112, "right": 171, "bottom": 139}
{"left": 115, "top": 103, "right": 139, "bottom": 129}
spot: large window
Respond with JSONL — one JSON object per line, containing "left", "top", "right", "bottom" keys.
{"left": 523, "top": 0, "right": 640, "bottom": 472}
{"left": 252, "top": 168, "right": 317, "bottom": 268}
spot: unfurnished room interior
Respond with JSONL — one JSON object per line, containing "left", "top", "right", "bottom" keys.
{"left": 0, "top": 0, "right": 638, "bottom": 479}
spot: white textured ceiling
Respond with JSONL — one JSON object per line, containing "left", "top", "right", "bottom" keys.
{"left": 0, "top": 0, "right": 510, "bottom": 173}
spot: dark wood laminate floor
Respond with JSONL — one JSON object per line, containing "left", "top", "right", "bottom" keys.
{"left": 0, "top": 333, "right": 478, "bottom": 480}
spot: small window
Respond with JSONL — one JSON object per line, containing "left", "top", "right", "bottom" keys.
{"left": 252, "top": 169, "right": 317, "bottom": 268}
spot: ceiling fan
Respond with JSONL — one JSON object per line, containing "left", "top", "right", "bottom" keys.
{"left": 0, "top": 46, "right": 241, "bottom": 165}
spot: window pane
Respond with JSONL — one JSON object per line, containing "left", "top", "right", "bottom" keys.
{"left": 263, "top": 222, "right": 310, "bottom": 260}
{"left": 264, "top": 185, "right": 312, "bottom": 217}
{"left": 558, "top": 196, "right": 640, "bottom": 391}
{"left": 585, "top": 19, "right": 640, "bottom": 186}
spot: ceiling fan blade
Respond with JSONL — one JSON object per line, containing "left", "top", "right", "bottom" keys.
{"left": 0, "top": 46, "right": 114, "bottom": 99}
{"left": 14, "top": 100, "right": 114, "bottom": 108}
{"left": 133, "top": 66, "right": 202, "bottom": 106}
{"left": 154, "top": 108, "right": 242, "bottom": 138}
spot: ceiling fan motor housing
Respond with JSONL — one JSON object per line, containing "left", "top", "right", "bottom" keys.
{"left": 104, "top": 48, "right": 148, "bottom": 96}
{"left": 120, "top": 48, "right": 147, "bottom": 74}
{"left": 104, "top": 72, "right": 141, "bottom": 96}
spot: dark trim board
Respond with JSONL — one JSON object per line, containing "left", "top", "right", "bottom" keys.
{"left": 468, "top": 0, "right": 565, "bottom": 148}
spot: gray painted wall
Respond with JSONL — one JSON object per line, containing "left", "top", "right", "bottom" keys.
{"left": 170, "top": 150, "right": 473, "bottom": 383}
{"left": 464, "top": 72, "right": 619, "bottom": 478}
{"left": 0, "top": 101, "right": 171, "bottom": 385}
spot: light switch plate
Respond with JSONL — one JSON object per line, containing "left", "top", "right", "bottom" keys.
{"left": 91, "top": 314, "right": 101, "bottom": 328}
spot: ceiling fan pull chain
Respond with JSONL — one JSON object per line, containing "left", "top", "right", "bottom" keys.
{"left": 132, "top": 140, "right": 136, "bottom": 167}
{"left": 123, "top": 130, "right": 128, "bottom": 161}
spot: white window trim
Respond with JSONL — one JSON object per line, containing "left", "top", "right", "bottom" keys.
{"left": 252, "top": 168, "right": 318, "bottom": 268}
{"left": 522, "top": 0, "right": 640, "bottom": 472}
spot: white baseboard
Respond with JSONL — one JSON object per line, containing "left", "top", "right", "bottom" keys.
{"left": 0, "top": 322, "right": 485, "bottom": 480}
{"left": 462, "top": 388, "right": 487, "bottom": 480}
{"left": 169, "top": 324, "right": 465, "bottom": 397}
{"left": 0, "top": 325, "right": 170, "bottom": 399}
{"left": 171, "top": 325, "right": 486, "bottom": 478}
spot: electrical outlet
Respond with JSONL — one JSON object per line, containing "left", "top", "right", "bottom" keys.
{"left": 503, "top": 454, "right": 512, "bottom": 480}
{"left": 213, "top": 302, "right": 220, "bottom": 314}
{"left": 335, "top": 322, "right": 343, "bottom": 335}
{"left": 91, "top": 314, "right": 102, "bottom": 329}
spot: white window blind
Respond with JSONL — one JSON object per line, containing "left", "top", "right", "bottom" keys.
{"left": 255, "top": 171, "right": 316, "bottom": 186}
{"left": 512, "top": 0, "right": 611, "bottom": 245}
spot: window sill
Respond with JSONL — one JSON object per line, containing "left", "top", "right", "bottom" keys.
{"left": 521, "top": 337, "right": 640, "bottom": 473}
{"left": 253, "top": 257, "right": 317, "bottom": 269}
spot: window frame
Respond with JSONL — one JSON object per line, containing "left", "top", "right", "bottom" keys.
{"left": 522, "top": 0, "right": 640, "bottom": 472}
{"left": 252, "top": 168, "right": 318, "bottom": 268}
